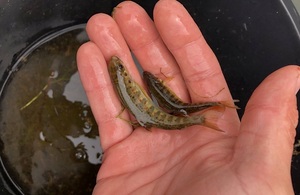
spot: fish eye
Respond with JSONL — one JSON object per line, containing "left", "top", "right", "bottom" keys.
{"left": 117, "top": 64, "right": 124, "bottom": 70}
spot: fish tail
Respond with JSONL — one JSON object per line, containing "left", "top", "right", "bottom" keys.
{"left": 201, "top": 107, "right": 225, "bottom": 132}
{"left": 219, "top": 99, "right": 240, "bottom": 109}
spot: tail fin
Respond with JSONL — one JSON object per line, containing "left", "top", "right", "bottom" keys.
{"left": 201, "top": 106, "right": 225, "bottom": 132}
{"left": 219, "top": 99, "right": 240, "bottom": 109}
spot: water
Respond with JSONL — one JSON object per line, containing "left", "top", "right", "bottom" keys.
{"left": 0, "top": 24, "right": 102, "bottom": 194}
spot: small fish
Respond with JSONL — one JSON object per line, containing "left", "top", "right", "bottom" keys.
{"left": 108, "top": 56, "right": 223, "bottom": 131}
{"left": 143, "top": 71, "right": 238, "bottom": 116}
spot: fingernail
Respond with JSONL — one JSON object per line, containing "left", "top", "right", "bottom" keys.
{"left": 111, "top": 5, "right": 122, "bottom": 18}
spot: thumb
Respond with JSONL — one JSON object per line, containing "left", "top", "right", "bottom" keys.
{"left": 234, "top": 65, "right": 299, "bottom": 192}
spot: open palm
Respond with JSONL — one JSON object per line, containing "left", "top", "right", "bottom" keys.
{"left": 77, "top": 1, "right": 299, "bottom": 194}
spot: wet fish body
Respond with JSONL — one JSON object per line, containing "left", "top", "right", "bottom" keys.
{"left": 143, "top": 71, "right": 227, "bottom": 115}
{"left": 108, "top": 56, "right": 221, "bottom": 131}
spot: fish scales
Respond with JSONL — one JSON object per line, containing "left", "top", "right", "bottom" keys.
{"left": 143, "top": 71, "right": 231, "bottom": 116}
{"left": 108, "top": 56, "right": 221, "bottom": 131}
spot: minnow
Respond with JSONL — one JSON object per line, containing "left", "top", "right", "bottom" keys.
{"left": 108, "top": 56, "right": 223, "bottom": 131}
{"left": 143, "top": 71, "right": 238, "bottom": 116}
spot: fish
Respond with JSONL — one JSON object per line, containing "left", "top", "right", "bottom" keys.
{"left": 143, "top": 71, "right": 238, "bottom": 116}
{"left": 108, "top": 56, "right": 223, "bottom": 131}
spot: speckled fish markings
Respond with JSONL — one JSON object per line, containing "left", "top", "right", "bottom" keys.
{"left": 143, "top": 71, "right": 237, "bottom": 116}
{"left": 108, "top": 56, "right": 222, "bottom": 131}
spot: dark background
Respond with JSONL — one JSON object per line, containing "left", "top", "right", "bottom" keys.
{"left": 0, "top": 0, "right": 299, "bottom": 194}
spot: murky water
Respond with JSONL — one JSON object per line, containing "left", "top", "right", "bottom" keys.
{"left": 294, "top": 140, "right": 300, "bottom": 156}
{"left": 0, "top": 25, "right": 102, "bottom": 194}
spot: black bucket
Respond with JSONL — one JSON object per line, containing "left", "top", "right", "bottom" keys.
{"left": 0, "top": 0, "right": 299, "bottom": 194}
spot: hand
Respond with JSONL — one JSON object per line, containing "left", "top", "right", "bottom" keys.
{"left": 77, "top": 1, "right": 300, "bottom": 194}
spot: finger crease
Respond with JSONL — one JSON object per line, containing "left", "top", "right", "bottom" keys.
{"left": 184, "top": 68, "right": 223, "bottom": 84}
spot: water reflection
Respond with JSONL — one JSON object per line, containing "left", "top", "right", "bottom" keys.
{"left": 0, "top": 25, "right": 101, "bottom": 194}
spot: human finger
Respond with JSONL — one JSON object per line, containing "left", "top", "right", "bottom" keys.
{"left": 154, "top": 0, "right": 240, "bottom": 132}
{"left": 77, "top": 42, "right": 132, "bottom": 151}
{"left": 154, "top": 0, "right": 231, "bottom": 102}
{"left": 113, "top": 1, "right": 189, "bottom": 102}
{"left": 86, "top": 13, "right": 144, "bottom": 87}
{"left": 234, "top": 65, "right": 299, "bottom": 193}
